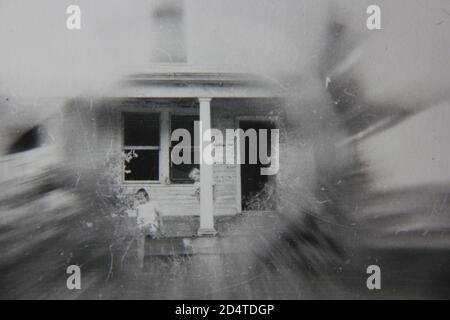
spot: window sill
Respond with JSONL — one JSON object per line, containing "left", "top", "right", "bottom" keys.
{"left": 123, "top": 180, "right": 161, "bottom": 185}
{"left": 122, "top": 181, "right": 198, "bottom": 188}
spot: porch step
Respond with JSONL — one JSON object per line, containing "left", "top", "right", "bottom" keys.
{"left": 146, "top": 211, "right": 283, "bottom": 257}
{"left": 144, "top": 236, "right": 252, "bottom": 257}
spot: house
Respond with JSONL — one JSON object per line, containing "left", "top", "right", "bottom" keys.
{"left": 59, "top": 65, "right": 285, "bottom": 236}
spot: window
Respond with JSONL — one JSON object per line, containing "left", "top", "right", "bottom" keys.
{"left": 123, "top": 113, "right": 160, "bottom": 181}
{"left": 170, "top": 115, "right": 200, "bottom": 183}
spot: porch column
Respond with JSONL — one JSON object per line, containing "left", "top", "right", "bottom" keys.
{"left": 198, "top": 97, "right": 217, "bottom": 236}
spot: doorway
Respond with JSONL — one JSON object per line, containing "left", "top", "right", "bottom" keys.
{"left": 238, "top": 119, "right": 277, "bottom": 211}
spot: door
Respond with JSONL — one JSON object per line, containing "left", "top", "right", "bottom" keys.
{"left": 239, "top": 120, "right": 277, "bottom": 211}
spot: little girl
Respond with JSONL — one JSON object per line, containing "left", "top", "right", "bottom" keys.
{"left": 188, "top": 168, "right": 215, "bottom": 202}
{"left": 134, "top": 188, "right": 161, "bottom": 268}
{"left": 189, "top": 168, "right": 200, "bottom": 201}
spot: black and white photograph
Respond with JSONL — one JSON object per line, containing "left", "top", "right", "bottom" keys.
{"left": 1, "top": 0, "right": 450, "bottom": 304}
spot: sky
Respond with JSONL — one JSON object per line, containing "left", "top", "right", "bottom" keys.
{"left": 360, "top": 101, "right": 450, "bottom": 190}
{"left": 0, "top": 0, "right": 449, "bottom": 107}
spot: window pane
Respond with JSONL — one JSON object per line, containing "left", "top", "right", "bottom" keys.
{"left": 170, "top": 148, "right": 199, "bottom": 183}
{"left": 124, "top": 149, "right": 159, "bottom": 181}
{"left": 171, "top": 115, "right": 199, "bottom": 147}
{"left": 124, "top": 113, "right": 160, "bottom": 146}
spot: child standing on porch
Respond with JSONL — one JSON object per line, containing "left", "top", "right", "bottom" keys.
{"left": 189, "top": 168, "right": 201, "bottom": 201}
{"left": 134, "top": 188, "right": 161, "bottom": 269}
{"left": 189, "top": 167, "right": 216, "bottom": 202}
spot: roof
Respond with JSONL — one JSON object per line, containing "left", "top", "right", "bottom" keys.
{"left": 110, "top": 64, "right": 286, "bottom": 98}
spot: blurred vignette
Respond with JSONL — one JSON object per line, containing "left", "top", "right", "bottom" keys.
{"left": 1, "top": 0, "right": 450, "bottom": 299}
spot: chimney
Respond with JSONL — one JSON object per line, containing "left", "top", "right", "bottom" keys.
{"left": 150, "top": 0, "right": 186, "bottom": 63}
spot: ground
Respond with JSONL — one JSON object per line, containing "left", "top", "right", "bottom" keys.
{"left": 2, "top": 151, "right": 450, "bottom": 299}
{"left": 78, "top": 213, "right": 450, "bottom": 299}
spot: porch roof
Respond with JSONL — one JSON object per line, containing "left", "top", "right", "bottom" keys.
{"left": 110, "top": 64, "right": 286, "bottom": 99}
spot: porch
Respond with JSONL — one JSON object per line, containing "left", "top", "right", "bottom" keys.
{"left": 95, "top": 65, "right": 285, "bottom": 236}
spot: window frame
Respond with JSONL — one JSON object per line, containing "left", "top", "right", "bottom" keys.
{"left": 122, "top": 112, "right": 161, "bottom": 184}
{"left": 169, "top": 114, "right": 200, "bottom": 184}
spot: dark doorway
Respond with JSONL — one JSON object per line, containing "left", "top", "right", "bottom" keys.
{"left": 239, "top": 120, "right": 277, "bottom": 211}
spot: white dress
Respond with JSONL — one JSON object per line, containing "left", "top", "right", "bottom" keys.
{"left": 137, "top": 201, "right": 160, "bottom": 234}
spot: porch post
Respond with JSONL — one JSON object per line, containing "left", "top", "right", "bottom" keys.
{"left": 198, "top": 97, "right": 217, "bottom": 236}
